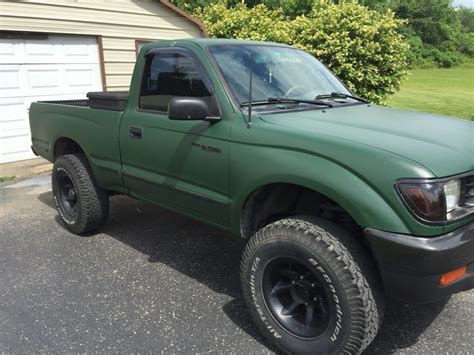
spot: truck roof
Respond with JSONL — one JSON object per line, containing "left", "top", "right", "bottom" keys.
{"left": 141, "top": 38, "right": 292, "bottom": 51}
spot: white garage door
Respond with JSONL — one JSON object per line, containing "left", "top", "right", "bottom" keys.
{"left": 0, "top": 35, "right": 103, "bottom": 163}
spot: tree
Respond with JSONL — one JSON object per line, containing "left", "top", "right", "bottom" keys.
{"left": 458, "top": 6, "right": 474, "bottom": 32}
{"left": 392, "top": 0, "right": 461, "bottom": 47}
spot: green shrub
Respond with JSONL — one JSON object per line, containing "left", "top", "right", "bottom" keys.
{"left": 459, "top": 32, "right": 474, "bottom": 57}
{"left": 403, "top": 33, "right": 433, "bottom": 67}
{"left": 429, "top": 48, "right": 463, "bottom": 68}
{"left": 409, "top": 43, "right": 464, "bottom": 68}
{"left": 197, "top": 0, "right": 409, "bottom": 104}
{"left": 289, "top": 1, "right": 409, "bottom": 103}
{"left": 195, "top": 2, "right": 290, "bottom": 43}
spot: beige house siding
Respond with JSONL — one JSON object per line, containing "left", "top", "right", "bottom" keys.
{"left": 0, "top": 0, "right": 205, "bottom": 91}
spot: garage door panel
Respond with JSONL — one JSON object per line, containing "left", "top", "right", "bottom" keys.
{"left": 24, "top": 39, "right": 58, "bottom": 59}
{"left": 1, "top": 97, "right": 30, "bottom": 158}
{"left": 0, "top": 127, "right": 30, "bottom": 139}
{"left": 0, "top": 65, "right": 25, "bottom": 99}
{"left": 0, "top": 35, "right": 102, "bottom": 163}
{"left": 0, "top": 133, "right": 33, "bottom": 163}
{"left": 28, "top": 67, "right": 60, "bottom": 89}
{"left": 0, "top": 41, "right": 16, "bottom": 56}
{"left": 0, "top": 118, "right": 28, "bottom": 132}
{"left": 65, "top": 67, "right": 99, "bottom": 88}
{"left": 63, "top": 40, "right": 98, "bottom": 61}
{"left": 0, "top": 98, "right": 28, "bottom": 132}
{"left": 0, "top": 65, "right": 21, "bottom": 90}
{"left": 0, "top": 40, "right": 24, "bottom": 64}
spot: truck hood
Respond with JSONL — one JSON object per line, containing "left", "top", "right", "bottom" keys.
{"left": 259, "top": 104, "right": 473, "bottom": 177}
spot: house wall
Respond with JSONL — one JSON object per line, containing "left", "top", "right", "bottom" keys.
{"left": 0, "top": 0, "right": 205, "bottom": 91}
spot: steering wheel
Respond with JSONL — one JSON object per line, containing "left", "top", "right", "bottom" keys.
{"left": 284, "top": 85, "right": 306, "bottom": 98}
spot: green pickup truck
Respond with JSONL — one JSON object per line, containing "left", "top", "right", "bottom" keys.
{"left": 30, "top": 39, "right": 473, "bottom": 354}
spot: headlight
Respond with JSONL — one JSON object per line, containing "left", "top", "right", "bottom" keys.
{"left": 444, "top": 179, "right": 461, "bottom": 213}
{"left": 396, "top": 175, "right": 472, "bottom": 224}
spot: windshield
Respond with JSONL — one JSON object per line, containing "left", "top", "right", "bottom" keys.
{"left": 209, "top": 45, "right": 350, "bottom": 107}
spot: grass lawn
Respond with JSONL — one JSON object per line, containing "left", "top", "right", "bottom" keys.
{"left": 387, "top": 62, "right": 474, "bottom": 121}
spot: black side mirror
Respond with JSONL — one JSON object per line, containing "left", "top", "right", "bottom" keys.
{"left": 168, "top": 97, "right": 219, "bottom": 122}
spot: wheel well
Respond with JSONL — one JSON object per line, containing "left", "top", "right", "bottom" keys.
{"left": 54, "top": 138, "right": 84, "bottom": 160}
{"left": 240, "top": 183, "right": 362, "bottom": 239}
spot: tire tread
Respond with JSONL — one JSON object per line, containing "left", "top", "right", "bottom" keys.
{"left": 53, "top": 154, "right": 109, "bottom": 234}
{"left": 241, "top": 216, "right": 384, "bottom": 354}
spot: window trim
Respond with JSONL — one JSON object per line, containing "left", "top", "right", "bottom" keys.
{"left": 137, "top": 46, "right": 220, "bottom": 118}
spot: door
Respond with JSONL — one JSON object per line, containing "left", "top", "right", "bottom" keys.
{"left": 120, "top": 48, "right": 231, "bottom": 227}
{"left": 0, "top": 35, "right": 102, "bottom": 163}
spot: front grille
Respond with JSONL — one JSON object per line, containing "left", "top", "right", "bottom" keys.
{"left": 464, "top": 174, "right": 474, "bottom": 208}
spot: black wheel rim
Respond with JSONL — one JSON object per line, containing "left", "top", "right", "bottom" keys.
{"left": 56, "top": 170, "right": 78, "bottom": 219}
{"left": 262, "top": 257, "right": 332, "bottom": 338}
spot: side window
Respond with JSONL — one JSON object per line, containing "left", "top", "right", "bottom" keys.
{"left": 139, "top": 52, "right": 213, "bottom": 113}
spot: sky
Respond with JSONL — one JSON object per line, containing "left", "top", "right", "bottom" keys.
{"left": 453, "top": 0, "right": 473, "bottom": 7}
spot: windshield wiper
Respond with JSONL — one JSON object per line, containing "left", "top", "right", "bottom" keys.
{"left": 315, "top": 92, "right": 368, "bottom": 103}
{"left": 240, "top": 97, "right": 333, "bottom": 108}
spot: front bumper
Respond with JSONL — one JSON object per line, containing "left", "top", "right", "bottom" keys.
{"left": 365, "top": 221, "right": 474, "bottom": 304}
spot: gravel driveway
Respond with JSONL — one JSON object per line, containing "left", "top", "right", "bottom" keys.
{"left": 1, "top": 173, "right": 473, "bottom": 353}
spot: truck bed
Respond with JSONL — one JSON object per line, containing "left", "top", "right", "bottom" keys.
{"left": 29, "top": 92, "right": 127, "bottom": 193}
{"left": 39, "top": 91, "right": 129, "bottom": 111}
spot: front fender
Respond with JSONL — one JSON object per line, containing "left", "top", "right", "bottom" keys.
{"left": 229, "top": 143, "right": 445, "bottom": 237}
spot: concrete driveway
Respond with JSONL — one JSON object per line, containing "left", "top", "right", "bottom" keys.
{"left": 1, "top": 173, "right": 473, "bottom": 353}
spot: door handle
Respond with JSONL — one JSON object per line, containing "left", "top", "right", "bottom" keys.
{"left": 129, "top": 126, "right": 143, "bottom": 139}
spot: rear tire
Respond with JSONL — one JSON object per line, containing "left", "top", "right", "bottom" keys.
{"left": 52, "top": 154, "right": 109, "bottom": 234}
{"left": 240, "top": 217, "right": 383, "bottom": 354}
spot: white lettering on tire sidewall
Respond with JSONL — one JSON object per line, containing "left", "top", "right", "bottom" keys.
{"left": 308, "top": 257, "right": 343, "bottom": 343}
{"left": 249, "top": 256, "right": 282, "bottom": 339}
{"left": 53, "top": 167, "right": 77, "bottom": 225}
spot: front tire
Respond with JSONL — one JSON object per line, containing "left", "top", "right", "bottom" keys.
{"left": 240, "top": 217, "right": 383, "bottom": 354}
{"left": 52, "top": 154, "right": 109, "bottom": 235}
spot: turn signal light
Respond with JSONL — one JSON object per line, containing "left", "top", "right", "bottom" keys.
{"left": 439, "top": 265, "right": 467, "bottom": 286}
